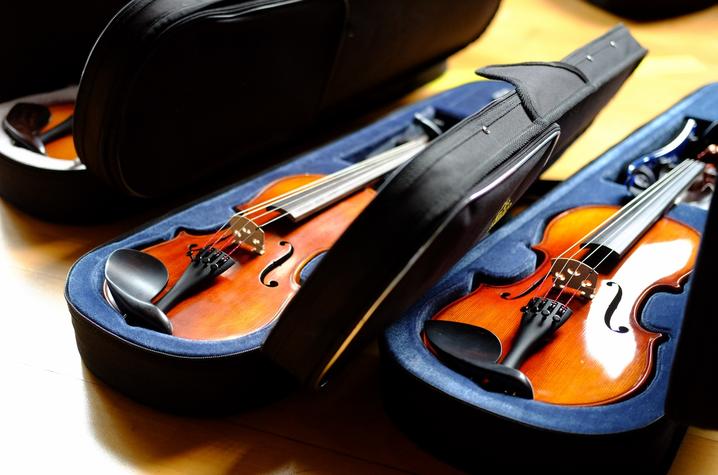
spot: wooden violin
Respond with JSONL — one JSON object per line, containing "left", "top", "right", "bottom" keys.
{"left": 42, "top": 103, "right": 75, "bottom": 160}
{"left": 2, "top": 101, "right": 75, "bottom": 158}
{"left": 110, "top": 133, "right": 432, "bottom": 340}
{"left": 426, "top": 158, "right": 709, "bottom": 406}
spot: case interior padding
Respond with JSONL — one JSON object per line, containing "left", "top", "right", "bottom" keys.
{"left": 66, "top": 81, "right": 512, "bottom": 359}
{"left": 381, "top": 83, "right": 718, "bottom": 436}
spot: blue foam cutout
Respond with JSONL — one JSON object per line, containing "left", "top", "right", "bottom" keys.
{"left": 382, "top": 83, "right": 718, "bottom": 435}
{"left": 66, "top": 80, "right": 512, "bottom": 358}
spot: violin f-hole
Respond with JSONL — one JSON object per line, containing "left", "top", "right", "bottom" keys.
{"left": 604, "top": 281, "right": 628, "bottom": 333}
{"left": 260, "top": 241, "right": 294, "bottom": 287}
{"left": 500, "top": 249, "right": 548, "bottom": 300}
{"left": 501, "top": 276, "right": 544, "bottom": 300}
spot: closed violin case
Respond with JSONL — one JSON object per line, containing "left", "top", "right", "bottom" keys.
{"left": 379, "top": 76, "right": 718, "bottom": 473}
{"left": 66, "top": 24, "right": 645, "bottom": 419}
{"left": 0, "top": 0, "right": 501, "bottom": 222}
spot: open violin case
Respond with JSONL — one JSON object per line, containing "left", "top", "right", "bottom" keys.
{"left": 380, "top": 71, "right": 718, "bottom": 475}
{"left": 64, "top": 24, "right": 716, "bottom": 473}
{"left": 0, "top": 0, "right": 500, "bottom": 222}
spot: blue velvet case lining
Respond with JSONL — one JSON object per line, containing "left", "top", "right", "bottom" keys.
{"left": 65, "top": 80, "right": 513, "bottom": 358}
{"left": 382, "top": 83, "right": 718, "bottom": 436}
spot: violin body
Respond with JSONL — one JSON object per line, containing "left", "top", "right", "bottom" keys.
{"left": 43, "top": 103, "right": 75, "bottom": 160}
{"left": 143, "top": 174, "right": 375, "bottom": 340}
{"left": 431, "top": 205, "right": 700, "bottom": 406}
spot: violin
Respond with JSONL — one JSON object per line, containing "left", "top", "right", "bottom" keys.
{"left": 2, "top": 101, "right": 75, "bottom": 159}
{"left": 42, "top": 103, "right": 75, "bottom": 160}
{"left": 425, "top": 155, "right": 712, "bottom": 406}
{"left": 108, "top": 121, "right": 437, "bottom": 340}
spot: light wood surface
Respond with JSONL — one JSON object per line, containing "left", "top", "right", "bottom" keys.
{"left": 1, "top": 0, "right": 717, "bottom": 473}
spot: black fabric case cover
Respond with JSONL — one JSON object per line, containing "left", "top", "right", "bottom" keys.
{"left": 264, "top": 25, "right": 647, "bottom": 386}
{"left": 0, "top": 0, "right": 500, "bottom": 221}
{"left": 74, "top": 0, "right": 501, "bottom": 198}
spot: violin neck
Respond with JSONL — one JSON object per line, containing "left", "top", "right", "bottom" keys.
{"left": 273, "top": 137, "right": 428, "bottom": 222}
{"left": 585, "top": 159, "right": 704, "bottom": 261}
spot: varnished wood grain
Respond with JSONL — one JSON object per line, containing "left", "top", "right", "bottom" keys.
{"left": 144, "top": 174, "right": 375, "bottom": 340}
{"left": 1, "top": 1, "right": 717, "bottom": 473}
{"left": 433, "top": 206, "right": 700, "bottom": 405}
{"left": 43, "top": 103, "right": 75, "bottom": 160}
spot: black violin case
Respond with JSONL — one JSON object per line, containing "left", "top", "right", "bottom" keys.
{"left": 64, "top": 25, "right": 679, "bottom": 472}
{"left": 380, "top": 76, "right": 718, "bottom": 474}
{"left": 0, "top": 0, "right": 500, "bottom": 221}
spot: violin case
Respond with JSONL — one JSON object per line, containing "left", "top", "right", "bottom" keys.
{"left": 380, "top": 78, "right": 718, "bottom": 473}
{"left": 0, "top": 0, "right": 501, "bottom": 222}
{"left": 67, "top": 25, "right": 644, "bottom": 405}
{"left": 64, "top": 25, "right": 680, "bottom": 472}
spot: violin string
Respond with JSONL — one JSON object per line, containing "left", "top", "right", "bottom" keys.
{"left": 221, "top": 166, "right": 390, "bottom": 260}
{"left": 536, "top": 165, "right": 689, "bottom": 299}
{"left": 238, "top": 139, "right": 426, "bottom": 219}
{"left": 221, "top": 138, "right": 426, "bottom": 253}
{"left": 583, "top": 159, "right": 698, "bottom": 268}
{"left": 559, "top": 159, "right": 700, "bottom": 306}
{"left": 217, "top": 138, "right": 428, "bottom": 259}
{"left": 563, "top": 159, "right": 702, "bottom": 307}
{"left": 554, "top": 159, "right": 694, "bottom": 302}
{"left": 541, "top": 159, "right": 695, "bottom": 301}
{"left": 578, "top": 159, "right": 698, "bottom": 272}
{"left": 201, "top": 138, "right": 427, "bottom": 253}
{"left": 563, "top": 160, "right": 700, "bottom": 307}
{"left": 200, "top": 140, "right": 423, "bottom": 250}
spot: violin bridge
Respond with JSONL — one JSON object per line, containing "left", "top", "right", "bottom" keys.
{"left": 229, "top": 215, "right": 265, "bottom": 255}
{"left": 551, "top": 258, "right": 598, "bottom": 299}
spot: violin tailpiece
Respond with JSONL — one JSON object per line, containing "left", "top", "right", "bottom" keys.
{"left": 156, "top": 247, "right": 236, "bottom": 312}
{"left": 112, "top": 247, "right": 236, "bottom": 335}
{"left": 468, "top": 298, "right": 573, "bottom": 399}
{"left": 502, "top": 297, "right": 573, "bottom": 369}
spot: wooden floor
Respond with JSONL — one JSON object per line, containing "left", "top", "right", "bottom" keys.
{"left": 3, "top": 0, "right": 718, "bottom": 473}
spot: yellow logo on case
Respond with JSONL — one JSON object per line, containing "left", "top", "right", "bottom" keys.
{"left": 489, "top": 198, "right": 513, "bottom": 230}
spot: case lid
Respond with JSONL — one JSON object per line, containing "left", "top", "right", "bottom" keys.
{"left": 263, "top": 25, "right": 647, "bottom": 386}
{"left": 73, "top": 0, "right": 501, "bottom": 198}
{"left": 74, "top": 0, "right": 348, "bottom": 198}
{"left": 666, "top": 188, "right": 718, "bottom": 428}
